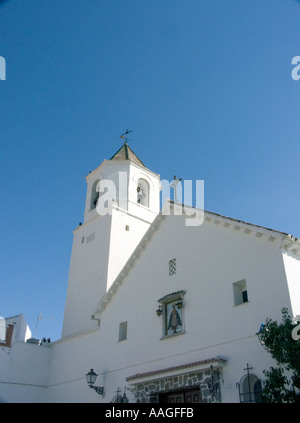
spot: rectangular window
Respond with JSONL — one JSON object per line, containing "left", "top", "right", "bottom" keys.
{"left": 233, "top": 279, "right": 248, "bottom": 306}
{"left": 242, "top": 289, "right": 248, "bottom": 303}
{"left": 118, "top": 321, "right": 127, "bottom": 341}
{"left": 169, "top": 259, "right": 176, "bottom": 276}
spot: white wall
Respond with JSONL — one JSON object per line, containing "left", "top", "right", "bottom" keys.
{"left": 44, "top": 212, "right": 296, "bottom": 403}
{"left": 0, "top": 342, "right": 51, "bottom": 403}
{"left": 62, "top": 161, "right": 161, "bottom": 338}
{"left": 282, "top": 250, "right": 300, "bottom": 317}
{"left": 61, "top": 214, "right": 112, "bottom": 338}
{"left": 106, "top": 207, "right": 153, "bottom": 291}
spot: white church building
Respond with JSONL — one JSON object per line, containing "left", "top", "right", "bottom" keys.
{"left": 1, "top": 143, "right": 300, "bottom": 403}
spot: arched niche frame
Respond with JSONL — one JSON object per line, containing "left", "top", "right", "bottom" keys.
{"left": 89, "top": 173, "right": 104, "bottom": 211}
{"left": 132, "top": 172, "right": 154, "bottom": 209}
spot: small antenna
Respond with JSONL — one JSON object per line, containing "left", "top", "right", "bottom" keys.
{"left": 120, "top": 129, "right": 133, "bottom": 143}
{"left": 34, "top": 313, "right": 53, "bottom": 338}
{"left": 169, "top": 175, "right": 182, "bottom": 202}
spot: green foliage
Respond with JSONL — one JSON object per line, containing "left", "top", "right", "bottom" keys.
{"left": 259, "top": 308, "right": 300, "bottom": 403}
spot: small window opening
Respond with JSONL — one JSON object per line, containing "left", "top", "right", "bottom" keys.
{"left": 118, "top": 321, "right": 127, "bottom": 341}
{"left": 233, "top": 279, "right": 248, "bottom": 306}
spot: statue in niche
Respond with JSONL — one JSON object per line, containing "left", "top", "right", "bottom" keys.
{"left": 167, "top": 303, "right": 182, "bottom": 334}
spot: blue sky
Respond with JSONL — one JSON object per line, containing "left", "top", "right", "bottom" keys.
{"left": 1, "top": 0, "right": 300, "bottom": 341}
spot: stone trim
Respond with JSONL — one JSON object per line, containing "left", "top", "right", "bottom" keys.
{"left": 132, "top": 369, "right": 221, "bottom": 403}
{"left": 126, "top": 357, "right": 226, "bottom": 403}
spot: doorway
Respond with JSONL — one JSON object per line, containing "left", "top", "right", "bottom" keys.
{"left": 159, "top": 387, "right": 201, "bottom": 403}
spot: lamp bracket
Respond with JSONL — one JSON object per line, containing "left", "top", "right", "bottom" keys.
{"left": 90, "top": 385, "right": 105, "bottom": 397}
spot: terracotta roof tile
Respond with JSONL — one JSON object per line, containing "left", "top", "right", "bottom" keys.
{"left": 126, "top": 357, "right": 226, "bottom": 381}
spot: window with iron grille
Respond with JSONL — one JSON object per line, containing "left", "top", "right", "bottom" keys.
{"left": 169, "top": 259, "right": 176, "bottom": 276}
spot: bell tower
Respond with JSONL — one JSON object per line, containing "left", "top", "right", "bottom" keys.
{"left": 62, "top": 143, "right": 161, "bottom": 338}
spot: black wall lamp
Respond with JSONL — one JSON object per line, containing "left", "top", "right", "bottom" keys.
{"left": 176, "top": 298, "right": 183, "bottom": 309}
{"left": 156, "top": 305, "right": 162, "bottom": 316}
{"left": 156, "top": 296, "right": 184, "bottom": 316}
{"left": 85, "top": 369, "right": 104, "bottom": 397}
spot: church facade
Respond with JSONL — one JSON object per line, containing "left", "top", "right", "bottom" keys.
{"left": 1, "top": 144, "right": 300, "bottom": 403}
